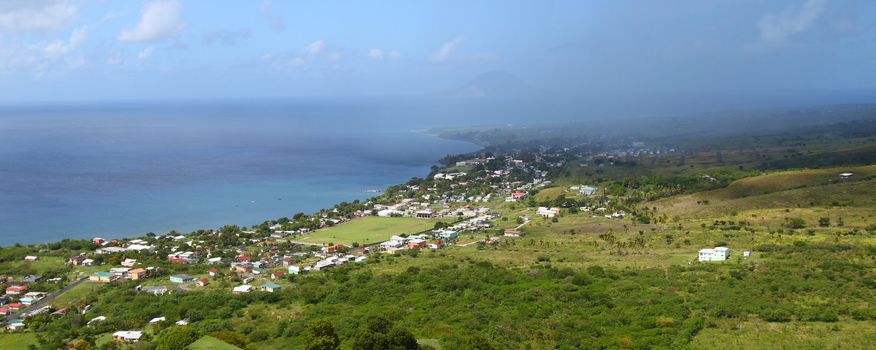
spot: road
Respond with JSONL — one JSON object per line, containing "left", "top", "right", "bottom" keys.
{"left": 7, "top": 277, "right": 88, "bottom": 321}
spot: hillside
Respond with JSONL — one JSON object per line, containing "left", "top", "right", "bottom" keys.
{"left": 1, "top": 117, "right": 875, "bottom": 349}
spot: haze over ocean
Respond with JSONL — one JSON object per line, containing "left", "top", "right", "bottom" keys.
{"left": 0, "top": 99, "right": 479, "bottom": 245}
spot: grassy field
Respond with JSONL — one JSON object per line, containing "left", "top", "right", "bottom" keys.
{"left": 651, "top": 166, "right": 876, "bottom": 218}
{"left": 296, "top": 216, "right": 444, "bottom": 245}
{"left": 0, "top": 332, "right": 39, "bottom": 350}
{"left": 0, "top": 256, "right": 67, "bottom": 278}
{"left": 691, "top": 321, "right": 876, "bottom": 350}
{"left": 188, "top": 335, "right": 242, "bottom": 350}
{"left": 50, "top": 281, "right": 102, "bottom": 308}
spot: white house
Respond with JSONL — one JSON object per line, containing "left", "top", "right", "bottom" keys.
{"left": 536, "top": 207, "right": 560, "bottom": 218}
{"left": 113, "top": 331, "right": 143, "bottom": 343}
{"left": 698, "top": 247, "right": 730, "bottom": 262}
{"left": 232, "top": 285, "right": 253, "bottom": 294}
{"left": 579, "top": 185, "right": 598, "bottom": 196}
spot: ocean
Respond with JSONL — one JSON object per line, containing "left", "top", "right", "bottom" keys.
{"left": 0, "top": 99, "right": 481, "bottom": 246}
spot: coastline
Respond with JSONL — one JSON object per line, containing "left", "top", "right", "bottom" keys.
{"left": 3, "top": 129, "right": 482, "bottom": 248}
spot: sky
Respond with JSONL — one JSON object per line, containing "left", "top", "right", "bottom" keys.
{"left": 0, "top": 0, "right": 875, "bottom": 103}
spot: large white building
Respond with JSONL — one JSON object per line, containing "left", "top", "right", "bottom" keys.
{"left": 536, "top": 207, "right": 560, "bottom": 218}
{"left": 698, "top": 247, "right": 730, "bottom": 262}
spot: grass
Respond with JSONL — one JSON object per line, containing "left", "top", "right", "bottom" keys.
{"left": 188, "top": 335, "right": 242, "bottom": 350}
{"left": 51, "top": 281, "right": 101, "bottom": 308}
{"left": 296, "top": 216, "right": 444, "bottom": 245}
{"left": 0, "top": 256, "right": 67, "bottom": 278}
{"left": 417, "top": 338, "right": 442, "bottom": 349}
{"left": 651, "top": 167, "right": 876, "bottom": 218}
{"left": 0, "top": 332, "right": 39, "bottom": 350}
{"left": 690, "top": 320, "right": 876, "bottom": 350}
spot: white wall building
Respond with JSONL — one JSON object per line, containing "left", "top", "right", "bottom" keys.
{"left": 698, "top": 247, "right": 730, "bottom": 262}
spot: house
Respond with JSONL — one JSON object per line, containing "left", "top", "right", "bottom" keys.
{"left": 427, "top": 242, "right": 443, "bottom": 249}
{"left": 109, "top": 267, "right": 130, "bottom": 277}
{"left": 169, "top": 274, "right": 195, "bottom": 284}
{"left": 21, "top": 292, "right": 46, "bottom": 305}
{"left": 438, "top": 230, "right": 458, "bottom": 240}
{"left": 89, "top": 272, "right": 114, "bottom": 283}
{"left": 175, "top": 319, "right": 189, "bottom": 326}
{"left": 126, "top": 268, "right": 148, "bottom": 280}
{"left": 149, "top": 316, "right": 166, "bottom": 324}
{"left": 503, "top": 229, "right": 524, "bottom": 237}
{"left": 839, "top": 172, "right": 854, "bottom": 179}
{"left": 536, "top": 207, "right": 560, "bottom": 218}
{"left": 81, "top": 259, "right": 95, "bottom": 266}
{"left": 23, "top": 256, "right": 38, "bottom": 262}
{"left": 511, "top": 191, "right": 526, "bottom": 200}
{"left": 579, "top": 185, "right": 598, "bottom": 196}
{"left": 112, "top": 331, "right": 143, "bottom": 343}
{"left": 96, "top": 247, "right": 127, "bottom": 254}
{"left": 92, "top": 237, "right": 105, "bottom": 245}
{"left": 6, "top": 319, "right": 25, "bottom": 331}
{"left": 121, "top": 258, "right": 137, "bottom": 267}
{"left": 261, "top": 283, "right": 282, "bottom": 293}
{"left": 0, "top": 307, "right": 9, "bottom": 315}
{"left": 288, "top": 266, "right": 301, "bottom": 275}
{"left": 407, "top": 239, "right": 427, "bottom": 249}
{"left": 415, "top": 210, "right": 435, "bottom": 219}
{"left": 68, "top": 255, "right": 86, "bottom": 265}
{"left": 22, "top": 275, "right": 40, "bottom": 283}
{"left": 208, "top": 268, "right": 220, "bottom": 277}
{"left": 196, "top": 278, "right": 209, "bottom": 287}
{"left": 698, "top": 247, "right": 730, "bottom": 262}
{"left": 6, "top": 303, "right": 22, "bottom": 311}
{"left": 87, "top": 316, "right": 106, "bottom": 325}
{"left": 271, "top": 271, "right": 285, "bottom": 280}
{"left": 232, "top": 285, "right": 252, "bottom": 294}
{"left": 139, "top": 286, "right": 169, "bottom": 296}
{"left": 5, "top": 285, "right": 28, "bottom": 295}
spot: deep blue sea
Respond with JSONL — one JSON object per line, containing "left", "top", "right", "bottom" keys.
{"left": 0, "top": 99, "right": 482, "bottom": 245}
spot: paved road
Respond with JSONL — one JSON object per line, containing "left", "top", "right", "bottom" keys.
{"left": 7, "top": 277, "right": 88, "bottom": 321}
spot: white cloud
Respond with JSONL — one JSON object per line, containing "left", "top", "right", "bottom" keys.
{"left": 43, "top": 26, "right": 87, "bottom": 59}
{"left": 0, "top": 25, "right": 87, "bottom": 77}
{"left": 138, "top": 46, "right": 154, "bottom": 60}
{"left": 759, "top": 0, "right": 826, "bottom": 44}
{"left": 368, "top": 48, "right": 384, "bottom": 60}
{"left": 0, "top": 0, "right": 77, "bottom": 32}
{"left": 118, "top": 0, "right": 187, "bottom": 42}
{"left": 303, "top": 40, "right": 324, "bottom": 56}
{"left": 429, "top": 35, "right": 463, "bottom": 63}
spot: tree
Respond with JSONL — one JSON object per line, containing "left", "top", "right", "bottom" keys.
{"left": 818, "top": 217, "right": 830, "bottom": 227}
{"left": 303, "top": 319, "right": 340, "bottom": 350}
{"left": 210, "top": 331, "right": 247, "bottom": 348}
{"left": 353, "top": 316, "right": 419, "bottom": 350}
{"left": 787, "top": 217, "right": 806, "bottom": 229}
{"left": 155, "top": 326, "right": 200, "bottom": 350}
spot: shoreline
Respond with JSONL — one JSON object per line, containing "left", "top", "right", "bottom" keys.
{"left": 4, "top": 130, "right": 483, "bottom": 248}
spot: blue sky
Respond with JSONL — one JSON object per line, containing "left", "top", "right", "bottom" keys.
{"left": 0, "top": 0, "right": 874, "bottom": 102}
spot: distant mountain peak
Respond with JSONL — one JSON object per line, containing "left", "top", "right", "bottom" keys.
{"left": 438, "top": 70, "right": 540, "bottom": 98}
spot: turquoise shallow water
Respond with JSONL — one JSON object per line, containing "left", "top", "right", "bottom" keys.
{"left": 0, "top": 101, "right": 479, "bottom": 245}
